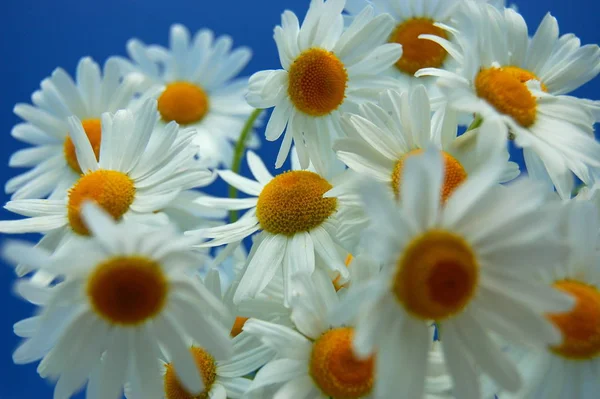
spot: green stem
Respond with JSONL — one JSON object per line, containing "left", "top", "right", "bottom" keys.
{"left": 466, "top": 114, "right": 483, "bottom": 131}
{"left": 228, "top": 108, "right": 262, "bottom": 222}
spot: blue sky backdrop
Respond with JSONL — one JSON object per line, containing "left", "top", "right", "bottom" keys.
{"left": 1, "top": 0, "right": 599, "bottom": 397}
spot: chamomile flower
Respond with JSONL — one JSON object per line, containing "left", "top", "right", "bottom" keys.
{"left": 417, "top": 2, "right": 600, "bottom": 198}
{"left": 158, "top": 190, "right": 227, "bottom": 233}
{"left": 7, "top": 57, "right": 140, "bottom": 200}
{"left": 486, "top": 201, "right": 600, "bottom": 399}
{"left": 244, "top": 271, "right": 452, "bottom": 399}
{"left": 247, "top": 0, "right": 402, "bottom": 172}
{"left": 187, "top": 150, "right": 350, "bottom": 305}
{"left": 116, "top": 24, "right": 260, "bottom": 168}
{"left": 344, "top": 0, "right": 462, "bottom": 94}
{"left": 333, "top": 148, "right": 575, "bottom": 399}
{"left": 0, "top": 99, "right": 215, "bottom": 251}
{"left": 3, "top": 204, "right": 233, "bottom": 399}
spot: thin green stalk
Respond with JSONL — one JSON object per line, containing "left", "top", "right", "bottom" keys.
{"left": 228, "top": 108, "right": 262, "bottom": 222}
{"left": 467, "top": 114, "right": 483, "bottom": 131}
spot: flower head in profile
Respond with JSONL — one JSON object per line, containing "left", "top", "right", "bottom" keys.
{"left": 247, "top": 0, "right": 402, "bottom": 173}
{"left": 4, "top": 203, "right": 233, "bottom": 399}
{"left": 333, "top": 147, "right": 574, "bottom": 398}
{"left": 8, "top": 57, "right": 140, "bottom": 200}
{"left": 116, "top": 24, "right": 261, "bottom": 168}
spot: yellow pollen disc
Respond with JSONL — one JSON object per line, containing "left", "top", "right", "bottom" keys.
{"left": 158, "top": 81, "right": 209, "bottom": 125}
{"left": 390, "top": 18, "right": 448, "bottom": 75}
{"left": 230, "top": 316, "right": 249, "bottom": 338}
{"left": 256, "top": 170, "right": 337, "bottom": 236}
{"left": 547, "top": 280, "right": 600, "bottom": 360}
{"left": 393, "top": 230, "right": 479, "bottom": 320}
{"left": 333, "top": 254, "right": 354, "bottom": 291}
{"left": 287, "top": 48, "right": 348, "bottom": 116}
{"left": 64, "top": 118, "right": 102, "bottom": 174}
{"left": 310, "top": 327, "right": 374, "bottom": 398}
{"left": 475, "top": 66, "right": 544, "bottom": 128}
{"left": 392, "top": 150, "right": 467, "bottom": 203}
{"left": 164, "top": 346, "right": 217, "bottom": 399}
{"left": 67, "top": 170, "right": 136, "bottom": 235}
{"left": 87, "top": 256, "right": 167, "bottom": 325}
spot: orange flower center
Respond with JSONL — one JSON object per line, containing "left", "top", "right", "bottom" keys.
{"left": 547, "top": 280, "right": 600, "bottom": 360}
{"left": 390, "top": 18, "right": 448, "bottom": 75}
{"left": 287, "top": 48, "right": 348, "bottom": 116}
{"left": 164, "top": 346, "right": 217, "bottom": 399}
{"left": 158, "top": 81, "right": 209, "bottom": 125}
{"left": 394, "top": 230, "right": 479, "bottom": 320}
{"left": 87, "top": 256, "right": 167, "bottom": 325}
{"left": 67, "top": 169, "right": 135, "bottom": 235}
{"left": 310, "top": 327, "right": 374, "bottom": 398}
{"left": 392, "top": 150, "right": 467, "bottom": 202}
{"left": 230, "top": 316, "right": 249, "bottom": 338}
{"left": 63, "top": 118, "right": 102, "bottom": 174}
{"left": 256, "top": 170, "right": 337, "bottom": 236}
{"left": 474, "top": 66, "right": 545, "bottom": 128}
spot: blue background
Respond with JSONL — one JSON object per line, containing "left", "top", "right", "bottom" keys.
{"left": 0, "top": 0, "right": 598, "bottom": 397}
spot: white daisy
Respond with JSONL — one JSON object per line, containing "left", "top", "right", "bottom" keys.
{"left": 7, "top": 57, "right": 141, "bottom": 200}
{"left": 417, "top": 2, "right": 600, "bottom": 198}
{"left": 187, "top": 150, "right": 350, "bottom": 305}
{"left": 332, "top": 147, "right": 575, "bottom": 398}
{"left": 116, "top": 24, "right": 260, "bottom": 168}
{"left": 486, "top": 200, "right": 600, "bottom": 399}
{"left": 247, "top": 0, "right": 403, "bottom": 172}
{"left": 158, "top": 190, "right": 227, "bottom": 233}
{"left": 0, "top": 99, "right": 215, "bottom": 253}
{"left": 344, "top": 0, "right": 462, "bottom": 95}
{"left": 3, "top": 203, "right": 233, "bottom": 399}
{"left": 244, "top": 271, "right": 453, "bottom": 399}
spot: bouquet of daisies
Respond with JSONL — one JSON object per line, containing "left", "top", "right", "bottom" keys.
{"left": 2, "top": 0, "right": 600, "bottom": 398}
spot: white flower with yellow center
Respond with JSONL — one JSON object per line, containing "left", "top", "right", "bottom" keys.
{"left": 344, "top": 0, "right": 462, "bottom": 95}
{"left": 243, "top": 271, "right": 452, "bottom": 399}
{"left": 332, "top": 148, "right": 575, "bottom": 399}
{"left": 3, "top": 204, "right": 233, "bottom": 399}
{"left": 247, "top": 0, "right": 403, "bottom": 172}
{"left": 7, "top": 57, "right": 140, "bottom": 200}
{"left": 0, "top": 99, "right": 215, "bottom": 250}
{"left": 417, "top": 2, "right": 600, "bottom": 199}
{"left": 116, "top": 24, "right": 260, "bottom": 168}
{"left": 486, "top": 201, "right": 600, "bottom": 399}
{"left": 187, "top": 150, "right": 350, "bottom": 305}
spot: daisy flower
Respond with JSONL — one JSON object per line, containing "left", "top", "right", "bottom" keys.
{"left": 116, "top": 24, "right": 260, "bottom": 168}
{"left": 332, "top": 147, "right": 575, "bottom": 398}
{"left": 7, "top": 57, "right": 141, "bottom": 200}
{"left": 486, "top": 201, "right": 600, "bottom": 399}
{"left": 244, "top": 271, "right": 453, "bottom": 399}
{"left": 247, "top": 0, "right": 403, "bottom": 172}
{"left": 417, "top": 2, "right": 600, "bottom": 198}
{"left": 344, "top": 0, "right": 462, "bottom": 95}
{"left": 3, "top": 203, "right": 233, "bottom": 399}
{"left": 0, "top": 99, "right": 215, "bottom": 252}
{"left": 187, "top": 150, "right": 350, "bottom": 305}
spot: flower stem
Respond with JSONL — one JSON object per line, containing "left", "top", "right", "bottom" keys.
{"left": 467, "top": 114, "right": 483, "bottom": 131}
{"left": 228, "top": 108, "right": 262, "bottom": 222}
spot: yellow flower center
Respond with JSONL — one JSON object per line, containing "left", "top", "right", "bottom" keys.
{"left": 389, "top": 18, "right": 448, "bottom": 75}
{"left": 393, "top": 230, "right": 479, "bottom": 320}
{"left": 158, "top": 81, "right": 210, "bottom": 125}
{"left": 63, "top": 118, "right": 102, "bottom": 174}
{"left": 333, "top": 254, "right": 354, "bottom": 292}
{"left": 392, "top": 150, "right": 467, "bottom": 202}
{"left": 547, "top": 280, "right": 600, "bottom": 360}
{"left": 287, "top": 48, "right": 348, "bottom": 116}
{"left": 164, "top": 346, "right": 217, "bottom": 399}
{"left": 87, "top": 256, "right": 168, "bottom": 325}
{"left": 256, "top": 170, "right": 337, "bottom": 236}
{"left": 67, "top": 170, "right": 136, "bottom": 235}
{"left": 230, "top": 316, "right": 249, "bottom": 338}
{"left": 475, "top": 66, "right": 546, "bottom": 128}
{"left": 310, "top": 327, "right": 374, "bottom": 398}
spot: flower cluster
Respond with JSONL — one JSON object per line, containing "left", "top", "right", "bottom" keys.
{"left": 2, "top": 0, "right": 600, "bottom": 398}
